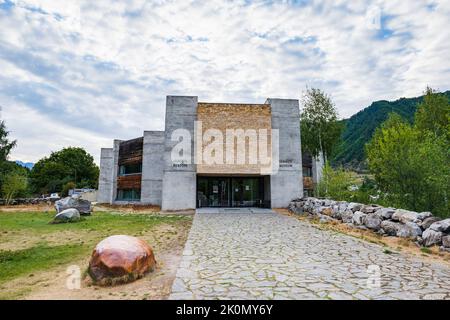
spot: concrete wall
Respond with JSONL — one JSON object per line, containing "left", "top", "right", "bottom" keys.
{"left": 141, "top": 131, "right": 165, "bottom": 205}
{"left": 111, "top": 139, "right": 122, "bottom": 203}
{"left": 266, "top": 98, "right": 303, "bottom": 207}
{"left": 161, "top": 96, "right": 198, "bottom": 210}
{"left": 80, "top": 190, "right": 97, "bottom": 202}
{"left": 97, "top": 148, "right": 114, "bottom": 203}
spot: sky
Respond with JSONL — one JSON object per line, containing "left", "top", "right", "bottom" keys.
{"left": 0, "top": 0, "right": 449, "bottom": 164}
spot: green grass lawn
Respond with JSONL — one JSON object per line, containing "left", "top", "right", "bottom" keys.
{"left": 0, "top": 210, "right": 190, "bottom": 296}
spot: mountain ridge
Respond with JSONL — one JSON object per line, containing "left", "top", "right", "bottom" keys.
{"left": 331, "top": 90, "right": 450, "bottom": 171}
{"left": 15, "top": 161, "right": 34, "bottom": 169}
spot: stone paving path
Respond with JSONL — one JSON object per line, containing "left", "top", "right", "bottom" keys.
{"left": 169, "top": 210, "right": 450, "bottom": 300}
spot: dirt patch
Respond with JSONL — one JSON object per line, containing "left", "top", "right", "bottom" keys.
{"left": 22, "top": 249, "right": 183, "bottom": 300}
{"left": 96, "top": 204, "right": 161, "bottom": 214}
{"left": 0, "top": 215, "right": 192, "bottom": 300}
{"left": 0, "top": 229, "right": 92, "bottom": 251}
{"left": 0, "top": 204, "right": 54, "bottom": 213}
{"left": 275, "top": 208, "right": 450, "bottom": 267}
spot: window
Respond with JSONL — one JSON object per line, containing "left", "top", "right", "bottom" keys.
{"left": 117, "top": 189, "right": 141, "bottom": 201}
{"left": 303, "top": 166, "right": 312, "bottom": 177}
{"left": 119, "top": 163, "right": 142, "bottom": 175}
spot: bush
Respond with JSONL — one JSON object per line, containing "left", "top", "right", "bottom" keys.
{"left": 316, "top": 163, "right": 358, "bottom": 201}
{"left": 61, "top": 181, "right": 76, "bottom": 197}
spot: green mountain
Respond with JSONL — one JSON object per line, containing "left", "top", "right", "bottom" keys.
{"left": 332, "top": 90, "right": 450, "bottom": 171}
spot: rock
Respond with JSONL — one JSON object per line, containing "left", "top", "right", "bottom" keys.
{"left": 348, "top": 202, "right": 363, "bottom": 212}
{"left": 318, "top": 214, "right": 336, "bottom": 223}
{"left": 55, "top": 195, "right": 92, "bottom": 215}
{"left": 381, "top": 220, "right": 401, "bottom": 236}
{"left": 361, "top": 205, "right": 380, "bottom": 214}
{"left": 338, "top": 202, "right": 348, "bottom": 213}
{"left": 51, "top": 208, "right": 81, "bottom": 223}
{"left": 89, "top": 235, "right": 156, "bottom": 285}
{"left": 375, "top": 208, "right": 396, "bottom": 220}
{"left": 392, "top": 209, "right": 420, "bottom": 224}
{"left": 341, "top": 210, "right": 354, "bottom": 224}
{"left": 352, "top": 211, "right": 367, "bottom": 225}
{"left": 441, "top": 235, "right": 450, "bottom": 248}
{"left": 421, "top": 229, "right": 443, "bottom": 247}
{"left": 290, "top": 206, "right": 304, "bottom": 215}
{"left": 332, "top": 204, "right": 339, "bottom": 214}
{"left": 364, "top": 213, "right": 382, "bottom": 231}
{"left": 320, "top": 207, "right": 333, "bottom": 216}
{"left": 429, "top": 219, "right": 450, "bottom": 233}
{"left": 420, "top": 217, "right": 440, "bottom": 230}
{"left": 51, "top": 208, "right": 80, "bottom": 224}
{"left": 417, "top": 212, "right": 432, "bottom": 220}
{"left": 439, "top": 246, "right": 450, "bottom": 253}
{"left": 396, "top": 222, "right": 422, "bottom": 238}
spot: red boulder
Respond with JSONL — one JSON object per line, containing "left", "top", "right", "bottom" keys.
{"left": 89, "top": 235, "right": 156, "bottom": 285}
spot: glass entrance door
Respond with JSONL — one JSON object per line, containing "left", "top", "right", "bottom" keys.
{"left": 197, "top": 177, "right": 229, "bottom": 207}
{"left": 197, "top": 176, "right": 267, "bottom": 208}
{"left": 231, "top": 178, "right": 261, "bottom": 207}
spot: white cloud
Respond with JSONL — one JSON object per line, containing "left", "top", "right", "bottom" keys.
{"left": 0, "top": 0, "right": 449, "bottom": 163}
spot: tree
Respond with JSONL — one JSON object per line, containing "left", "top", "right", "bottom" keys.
{"left": 316, "top": 162, "right": 358, "bottom": 201}
{"left": 0, "top": 120, "right": 24, "bottom": 194}
{"left": 62, "top": 181, "right": 76, "bottom": 197}
{"left": 300, "top": 87, "right": 343, "bottom": 163}
{"left": 366, "top": 113, "right": 449, "bottom": 217}
{"left": 0, "top": 120, "right": 16, "bottom": 162}
{"left": 415, "top": 86, "right": 450, "bottom": 140}
{"left": 30, "top": 147, "right": 99, "bottom": 194}
{"left": 2, "top": 172, "right": 28, "bottom": 204}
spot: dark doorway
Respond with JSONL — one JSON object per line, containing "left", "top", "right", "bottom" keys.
{"left": 197, "top": 176, "right": 270, "bottom": 208}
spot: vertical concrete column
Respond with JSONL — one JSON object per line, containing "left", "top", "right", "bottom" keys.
{"left": 111, "top": 139, "right": 122, "bottom": 203}
{"left": 97, "top": 148, "right": 114, "bottom": 203}
{"left": 312, "top": 152, "right": 324, "bottom": 186}
{"left": 266, "top": 98, "right": 303, "bottom": 207}
{"left": 161, "top": 96, "right": 198, "bottom": 211}
{"left": 141, "top": 131, "right": 165, "bottom": 205}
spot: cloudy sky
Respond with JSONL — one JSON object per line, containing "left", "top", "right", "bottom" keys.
{"left": 1, "top": 0, "right": 449, "bottom": 164}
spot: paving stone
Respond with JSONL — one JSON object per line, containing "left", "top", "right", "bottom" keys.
{"left": 169, "top": 211, "right": 450, "bottom": 300}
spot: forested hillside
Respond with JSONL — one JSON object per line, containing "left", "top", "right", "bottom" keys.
{"left": 331, "top": 90, "right": 450, "bottom": 170}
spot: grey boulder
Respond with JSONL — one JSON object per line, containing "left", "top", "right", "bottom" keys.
{"left": 429, "top": 219, "right": 450, "bottom": 233}
{"left": 364, "top": 213, "right": 382, "bottom": 231}
{"left": 318, "top": 214, "right": 336, "bottom": 223}
{"left": 420, "top": 217, "right": 440, "bottom": 230}
{"left": 338, "top": 202, "right": 348, "bottom": 213}
{"left": 290, "top": 206, "right": 304, "bottom": 215}
{"left": 422, "top": 228, "right": 443, "bottom": 247}
{"left": 392, "top": 209, "right": 420, "bottom": 224}
{"left": 417, "top": 212, "right": 432, "bottom": 220}
{"left": 396, "top": 222, "right": 422, "bottom": 238}
{"left": 341, "top": 210, "right": 354, "bottom": 224}
{"left": 375, "top": 208, "right": 396, "bottom": 220}
{"left": 52, "top": 208, "right": 81, "bottom": 224}
{"left": 352, "top": 211, "right": 367, "bottom": 226}
{"left": 442, "top": 235, "right": 450, "bottom": 248}
{"left": 348, "top": 203, "right": 363, "bottom": 212}
{"left": 55, "top": 195, "right": 92, "bottom": 215}
{"left": 380, "top": 220, "right": 401, "bottom": 236}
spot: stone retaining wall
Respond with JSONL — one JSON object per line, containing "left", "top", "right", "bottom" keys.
{"left": 289, "top": 197, "right": 450, "bottom": 251}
